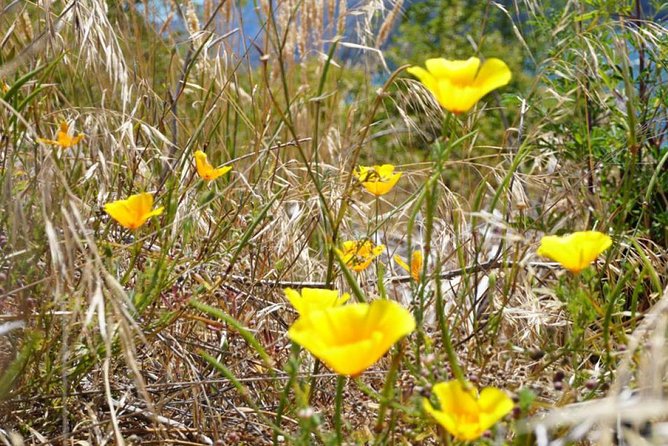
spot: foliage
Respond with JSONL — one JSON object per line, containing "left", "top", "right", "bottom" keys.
{"left": 0, "top": 0, "right": 666, "bottom": 445}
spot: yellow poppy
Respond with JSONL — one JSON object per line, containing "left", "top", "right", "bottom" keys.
{"left": 36, "top": 121, "right": 85, "bottom": 148}
{"left": 194, "top": 150, "right": 232, "bottom": 181}
{"left": 423, "top": 380, "right": 513, "bottom": 441}
{"left": 354, "top": 164, "right": 402, "bottom": 196}
{"left": 336, "top": 240, "right": 384, "bottom": 272}
{"left": 407, "top": 57, "right": 511, "bottom": 114}
{"left": 394, "top": 251, "right": 423, "bottom": 281}
{"left": 536, "top": 230, "right": 612, "bottom": 274}
{"left": 287, "top": 299, "right": 416, "bottom": 376}
{"left": 104, "top": 192, "right": 164, "bottom": 230}
{"left": 285, "top": 288, "right": 350, "bottom": 316}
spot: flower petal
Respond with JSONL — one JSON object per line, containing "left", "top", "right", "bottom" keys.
{"left": 409, "top": 56, "right": 511, "bottom": 113}
{"left": 410, "top": 251, "right": 423, "bottom": 281}
{"left": 432, "top": 380, "right": 479, "bottom": 415}
{"left": 423, "top": 398, "right": 460, "bottom": 438}
{"left": 36, "top": 138, "right": 60, "bottom": 146}
{"left": 104, "top": 193, "right": 162, "bottom": 230}
{"left": 104, "top": 201, "right": 138, "bottom": 229}
{"left": 286, "top": 288, "right": 349, "bottom": 315}
{"left": 426, "top": 58, "right": 481, "bottom": 84}
{"left": 287, "top": 300, "right": 415, "bottom": 376}
{"left": 406, "top": 66, "right": 438, "bottom": 96}
{"left": 537, "top": 231, "right": 611, "bottom": 273}
{"left": 478, "top": 387, "right": 514, "bottom": 432}
{"left": 394, "top": 254, "right": 410, "bottom": 274}
{"left": 473, "top": 58, "right": 512, "bottom": 98}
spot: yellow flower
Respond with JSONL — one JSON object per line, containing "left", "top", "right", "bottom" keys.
{"left": 1, "top": 81, "right": 9, "bottom": 94}
{"left": 36, "top": 121, "right": 85, "bottom": 148}
{"left": 536, "top": 230, "right": 612, "bottom": 274}
{"left": 407, "top": 57, "right": 512, "bottom": 114}
{"left": 285, "top": 288, "right": 350, "bottom": 316}
{"left": 104, "top": 192, "right": 164, "bottom": 230}
{"left": 354, "top": 164, "right": 402, "bottom": 196}
{"left": 423, "top": 380, "right": 513, "bottom": 441}
{"left": 336, "top": 240, "right": 384, "bottom": 272}
{"left": 194, "top": 150, "right": 232, "bottom": 181}
{"left": 287, "top": 299, "right": 416, "bottom": 376}
{"left": 394, "top": 250, "right": 423, "bottom": 281}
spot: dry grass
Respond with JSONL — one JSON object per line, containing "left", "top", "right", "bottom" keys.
{"left": 0, "top": 0, "right": 667, "bottom": 445}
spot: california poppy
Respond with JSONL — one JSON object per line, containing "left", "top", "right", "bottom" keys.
{"left": 536, "top": 231, "right": 612, "bottom": 274}
{"left": 37, "top": 121, "right": 85, "bottom": 148}
{"left": 394, "top": 251, "right": 423, "bottom": 281}
{"left": 423, "top": 380, "right": 513, "bottom": 441}
{"left": 287, "top": 299, "right": 416, "bottom": 376}
{"left": 354, "top": 165, "right": 402, "bottom": 196}
{"left": 104, "top": 192, "right": 164, "bottom": 230}
{"left": 336, "top": 240, "right": 384, "bottom": 272}
{"left": 194, "top": 150, "right": 232, "bottom": 181}
{"left": 407, "top": 57, "right": 511, "bottom": 114}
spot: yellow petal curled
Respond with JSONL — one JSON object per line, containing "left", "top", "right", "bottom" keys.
{"left": 195, "top": 150, "right": 232, "bottom": 181}
{"left": 423, "top": 380, "right": 513, "bottom": 441}
{"left": 336, "top": 240, "right": 385, "bottom": 272}
{"left": 536, "top": 230, "right": 612, "bottom": 274}
{"left": 285, "top": 288, "right": 350, "bottom": 316}
{"left": 287, "top": 299, "right": 416, "bottom": 376}
{"left": 354, "top": 164, "right": 402, "bottom": 196}
{"left": 104, "top": 192, "right": 164, "bottom": 230}
{"left": 394, "top": 251, "right": 423, "bottom": 281}
{"left": 37, "top": 121, "right": 85, "bottom": 148}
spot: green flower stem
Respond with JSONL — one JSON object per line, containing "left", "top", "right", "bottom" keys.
{"left": 306, "top": 359, "right": 322, "bottom": 405}
{"left": 375, "top": 196, "right": 383, "bottom": 292}
{"left": 372, "top": 341, "right": 405, "bottom": 443}
{"left": 120, "top": 235, "right": 143, "bottom": 286}
{"left": 334, "top": 375, "right": 346, "bottom": 444}
{"left": 275, "top": 343, "right": 301, "bottom": 446}
{"left": 436, "top": 278, "right": 466, "bottom": 385}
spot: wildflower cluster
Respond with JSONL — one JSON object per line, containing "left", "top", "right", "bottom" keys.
{"left": 38, "top": 123, "right": 233, "bottom": 231}
{"left": 27, "top": 47, "right": 620, "bottom": 445}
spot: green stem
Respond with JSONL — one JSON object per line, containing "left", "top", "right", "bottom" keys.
{"left": 274, "top": 343, "right": 301, "bottom": 445}
{"left": 372, "top": 341, "right": 405, "bottom": 443}
{"left": 120, "top": 235, "right": 143, "bottom": 285}
{"left": 306, "top": 359, "right": 322, "bottom": 405}
{"left": 334, "top": 375, "right": 346, "bottom": 444}
{"left": 375, "top": 196, "right": 382, "bottom": 285}
{"left": 436, "top": 278, "right": 466, "bottom": 385}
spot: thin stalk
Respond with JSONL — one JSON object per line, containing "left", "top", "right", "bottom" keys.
{"left": 120, "top": 236, "right": 143, "bottom": 286}
{"left": 435, "top": 277, "right": 466, "bottom": 385}
{"left": 372, "top": 341, "right": 406, "bottom": 443}
{"left": 275, "top": 343, "right": 301, "bottom": 446}
{"left": 306, "top": 360, "right": 322, "bottom": 405}
{"left": 334, "top": 375, "right": 346, "bottom": 444}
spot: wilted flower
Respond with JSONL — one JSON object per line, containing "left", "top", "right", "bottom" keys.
{"left": 36, "top": 121, "right": 84, "bottom": 148}
{"left": 287, "top": 299, "right": 416, "bottom": 376}
{"left": 104, "top": 192, "right": 164, "bottom": 230}
{"left": 285, "top": 288, "right": 350, "bottom": 316}
{"left": 423, "top": 380, "right": 513, "bottom": 441}
{"left": 394, "top": 251, "right": 423, "bottom": 281}
{"left": 536, "top": 230, "right": 612, "bottom": 274}
{"left": 194, "top": 150, "right": 232, "bottom": 181}
{"left": 336, "top": 240, "right": 384, "bottom": 272}
{"left": 354, "top": 164, "right": 402, "bottom": 196}
{"left": 407, "top": 57, "right": 511, "bottom": 114}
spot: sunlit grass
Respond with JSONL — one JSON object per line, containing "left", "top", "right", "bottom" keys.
{"left": 0, "top": 1, "right": 666, "bottom": 444}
